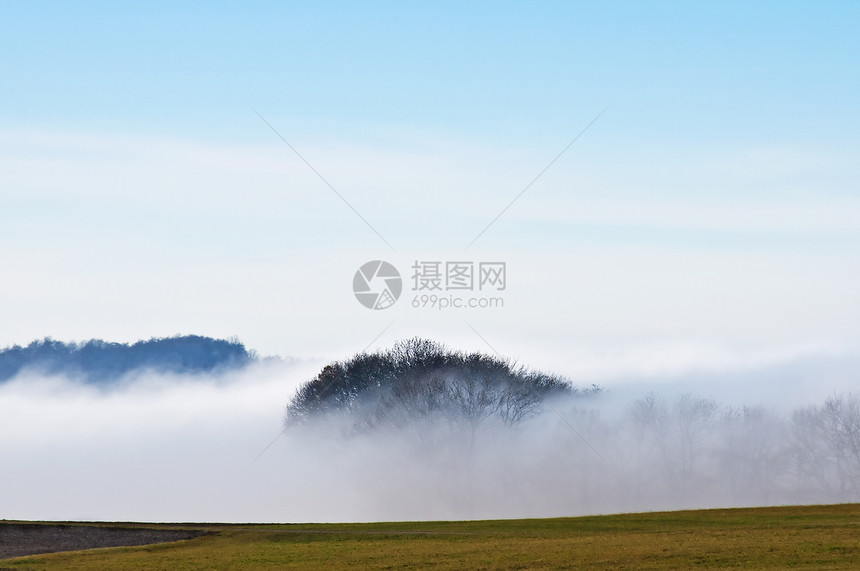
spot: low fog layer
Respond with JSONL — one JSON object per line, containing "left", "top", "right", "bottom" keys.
{"left": 1, "top": 343, "right": 858, "bottom": 523}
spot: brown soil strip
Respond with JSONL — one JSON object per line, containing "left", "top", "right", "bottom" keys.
{"left": 0, "top": 523, "right": 206, "bottom": 559}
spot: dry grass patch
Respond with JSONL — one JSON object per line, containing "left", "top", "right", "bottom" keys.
{"left": 2, "top": 504, "right": 858, "bottom": 569}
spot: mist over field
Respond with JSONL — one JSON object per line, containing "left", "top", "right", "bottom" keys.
{"left": 2, "top": 4, "right": 858, "bottom": 553}
{"left": 1, "top": 339, "right": 857, "bottom": 523}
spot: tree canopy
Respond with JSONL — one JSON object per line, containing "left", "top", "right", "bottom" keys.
{"left": 0, "top": 335, "right": 255, "bottom": 383}
{"left": 286, "top": 338, "right": 595, "bottom": 432}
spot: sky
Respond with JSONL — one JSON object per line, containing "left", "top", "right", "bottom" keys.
{"left": 2, "top": 1, "right": 859, "bottom": 381}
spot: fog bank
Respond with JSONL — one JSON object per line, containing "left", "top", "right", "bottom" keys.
{"left": 1, "top": 352, "right": 858, "bottom": 523}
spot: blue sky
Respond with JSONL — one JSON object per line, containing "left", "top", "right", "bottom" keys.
{"left": 2, "top": 1, "right": 859, "bottom": 378}
{"left": 4, "top": 2, "right": 858, "bottom": 141}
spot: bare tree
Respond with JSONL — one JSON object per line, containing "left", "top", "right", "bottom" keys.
{"left": 717, "top": 406, "right": 791, "bottom": 504}
{"left": 821, "top": 394, "right": 860, "bottom": 497}
{"left": 285, "top": 338, "right": 582, "bottom": 440}
{"left": 632, "top": 392, "right": 718, "bottom": 499}
{"left": 792, "top": 394, "right": 860, "bottom": 502}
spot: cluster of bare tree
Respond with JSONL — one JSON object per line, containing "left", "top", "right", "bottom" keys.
{"left": 283, "top": 341, "right": 858, "bottom": 511}
{"left": 0, "top": 336, "right": 255, "bottom": 383}
{"left": 286, "top": 338, "right": 597, "bottom": 440}
{"left": 788, "top": 394, "right": 860, "bottom": 502}
{"left": 610, "top": 392, "right": 860, "bottom": 507}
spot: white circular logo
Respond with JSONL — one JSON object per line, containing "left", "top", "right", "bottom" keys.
{"left": 353, "top": 260, "right": 402, "bottom": 310}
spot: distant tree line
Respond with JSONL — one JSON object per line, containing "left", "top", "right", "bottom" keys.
{"left": 286, "top": 338, "right": 599, "bottom": 436}
{"left": 284, "top": 340, "right": 860, "bottom": 507}
{"left": 604, "top": 391, "right": 860, "bottom": 507}
{"left": 0, "top": 335, "right": 255, "bottom": 383}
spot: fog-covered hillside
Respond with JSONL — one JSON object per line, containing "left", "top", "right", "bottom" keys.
{"left": 0, "top": 335, "right": 256, "bottom": 383}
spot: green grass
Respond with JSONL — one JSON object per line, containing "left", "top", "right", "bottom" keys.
{"left": 3, "top": 504, "right": 859, "bottom": 569}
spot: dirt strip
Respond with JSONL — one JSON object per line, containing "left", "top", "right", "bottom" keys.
{"left": 0, "top": 523, "right": 207, "bottom": 559}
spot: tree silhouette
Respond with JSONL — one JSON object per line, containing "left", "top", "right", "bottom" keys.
{"left": 286, "top": 338, "right": 594, "bottom": 435}
{"left": 0, "top": 335, "right": 254, "bottom": 383}
{"left": 791, "top": 393, "right": 860, "bottom": 501}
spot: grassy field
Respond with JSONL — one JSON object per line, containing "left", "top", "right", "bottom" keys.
{"left": 2, "top": 504, "right": 858, "bottom": 569}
